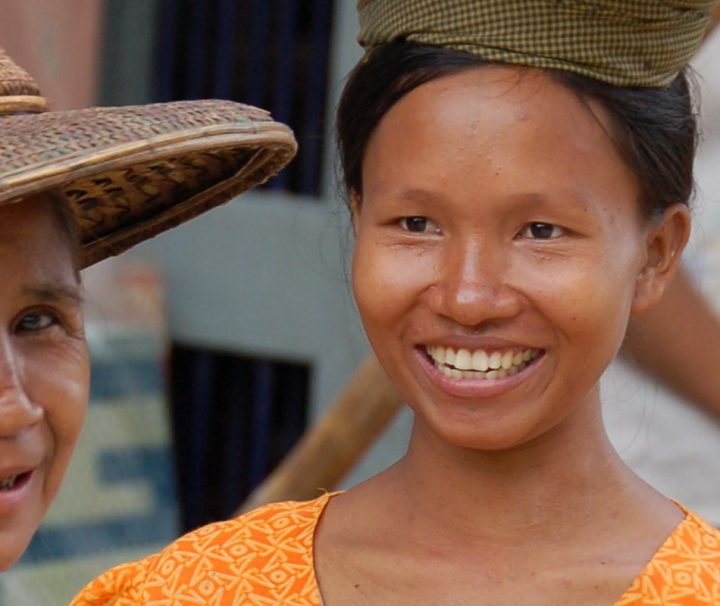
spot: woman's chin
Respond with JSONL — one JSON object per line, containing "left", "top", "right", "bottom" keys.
{"left": 0, "top": 533, "right": 33, "bottom": 571}
{"left": 422, "top": 414, "right": 542, "bottom": 453}
{"left": 0, "top": 508, "right": 44, "bottom": 571}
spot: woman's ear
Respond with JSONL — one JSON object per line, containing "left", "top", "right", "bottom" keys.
{"left": 632, "top": 203, "right": 691, "bottom": 314}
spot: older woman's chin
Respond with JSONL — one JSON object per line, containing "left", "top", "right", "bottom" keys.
{"left": 0, "top": 525, "right": 38, "bottom": 571}
{"left": 0, "top": 471, "right": 66, "bottom": 570}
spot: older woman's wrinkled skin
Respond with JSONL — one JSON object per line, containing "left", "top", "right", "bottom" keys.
{"left": 0, "top": 194, "right": 89, "bottom": 570}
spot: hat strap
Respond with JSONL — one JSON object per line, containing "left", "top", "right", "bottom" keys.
{"left": 0, "top": 95, "right": 48, "bottom": 116}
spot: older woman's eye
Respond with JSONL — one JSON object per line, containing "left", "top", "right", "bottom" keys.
{"left": 15, "top": 311, "right": 57, "bottom": 333}
{"left": 399, "top": 216, "right": 440, "bottom": 234}
{"left": 521, "top": 222, "right": 564, "bottom": 240}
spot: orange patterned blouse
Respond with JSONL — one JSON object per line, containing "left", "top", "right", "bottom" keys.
{"left": 71, "top": 492, "right": 720, "bottom": 605}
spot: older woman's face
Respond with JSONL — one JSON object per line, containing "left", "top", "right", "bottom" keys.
{"left": 352, "top": 67, "right": 686, "bottom": 452}
{"left": 0, "top": 194, "right": 89, "bottom": 570}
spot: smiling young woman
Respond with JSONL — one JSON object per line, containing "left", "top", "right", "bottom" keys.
{"left": 319, "top": 3, "right": 719, "bottom": 602}
{"left": 349, "top": 64, "right": 688, "bottom": 456}
{"left": 313, "top": 47, "right": 698, "bottom": 606}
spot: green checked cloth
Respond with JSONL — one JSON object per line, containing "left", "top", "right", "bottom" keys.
{"left": 358, "top": 0, "right": 715, "bottom": 87}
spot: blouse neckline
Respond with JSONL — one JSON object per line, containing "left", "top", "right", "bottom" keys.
{"left": 306, "top": 493, "right": 704, "bottom": 606}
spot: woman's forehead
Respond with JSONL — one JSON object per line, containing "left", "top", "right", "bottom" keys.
{"left": 380, "top": 66, "right": 609, "bottom": 136}
{"left": 0, "top": 196, "right": 78, "bottom": 277}
{"left": 364, "top": 66, "right": 634, "bottom": 196}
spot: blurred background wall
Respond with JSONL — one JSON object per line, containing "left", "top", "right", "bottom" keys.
{"left": 0, "top": 0, "right": 101, "bottom": 110}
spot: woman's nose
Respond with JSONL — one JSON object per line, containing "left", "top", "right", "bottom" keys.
{"left": 0, "top": 342, "right": 42, "bottom": 438}
{"left": 427, "top": 241, "right": 522, "bottom": 327}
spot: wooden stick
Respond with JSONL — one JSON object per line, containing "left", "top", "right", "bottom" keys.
{"left": 237, "top": 354, "right": 403, "bottom": 514}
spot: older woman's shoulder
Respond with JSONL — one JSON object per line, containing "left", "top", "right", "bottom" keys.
{"left": 69, "top": 493, "right": 337, "bottom": 605}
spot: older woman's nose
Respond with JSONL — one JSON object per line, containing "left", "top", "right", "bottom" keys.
{"left": 428, "top": 241, "right": 522, "bottom": 326}
{"left": 0, "top": 342, "right": 42, "bottom": 438}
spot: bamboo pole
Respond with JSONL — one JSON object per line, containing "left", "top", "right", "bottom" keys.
{"left": 237, "top": 354, "right": 403, "bottom": 514}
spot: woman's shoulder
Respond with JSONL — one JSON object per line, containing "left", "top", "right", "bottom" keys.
{"left": 70, "top": 492, "right": 337, "bottom": 605}
{"left": 658, "top": 508, "right": 720, "bottom": 563}
{"left": 618, "top": 507, "right": 720, "bottom": 605}
{"left": 168, "top": 490, "right": 337, "bottom": 551}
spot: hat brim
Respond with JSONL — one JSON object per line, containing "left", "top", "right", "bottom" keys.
{"left": 0, "top": 99, "right": 297, "bottom": 267}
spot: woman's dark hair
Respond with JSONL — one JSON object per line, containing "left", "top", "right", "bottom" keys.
{"left": 336, "top": 40, "right": 698, "bottom": 219}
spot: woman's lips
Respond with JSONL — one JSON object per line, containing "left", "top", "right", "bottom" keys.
{"left": 426, "top": 345, "right": 541, "bottom": 380}
{"left": 0, "top": 470, "right": 32, "bottom": 491}
{"left": 0, "top": 469, "right": 35, "bottom": 515}
{"left": 417, "top": 344, "right": 544, "bottom": 398}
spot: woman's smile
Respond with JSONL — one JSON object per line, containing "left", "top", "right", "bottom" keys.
{"left": 0, "top": 470, "right": 34, "bottom": 492}
{"left": 416, "top": 343, "right": 544, "bottom": 399}
{"left": 0, "top": 468, "right": 37, "bottom": 516}
{"left": 425, "top": 345, "right": 541, "bottom": 379}
{"left": 352, "top": 65, "right": 659, "bottom": 451}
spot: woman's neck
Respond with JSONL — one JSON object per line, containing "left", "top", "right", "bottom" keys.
{"left": 314, "top": 395, "right": 682, "bottom": 606}
{"left": 379, "top": 401, "right": 651, "bottom": 546}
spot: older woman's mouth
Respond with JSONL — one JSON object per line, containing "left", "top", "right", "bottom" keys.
{"left": 0, "top": 471, "right": 33, "bottom": 492}
{"left": 425, "top": 346, "right": 542, "bottom": 380}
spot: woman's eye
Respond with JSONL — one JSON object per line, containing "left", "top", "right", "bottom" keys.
{"left": 15, "top": 311, "right": 57, "bottom": 333}
{"left": 521, "top": 222, "right": 564, "bottom": 240}
{"left": 399, "top": 216, "right": 439, "bottom": 234}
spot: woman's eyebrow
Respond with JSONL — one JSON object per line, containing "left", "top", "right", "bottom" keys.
{"left": 505, "top": 191, "right": 591, "bottom": 208}
{"left": 396, "top": 188, "right": 442, "bottom": 202}
{"left": 21, "top": 283, "right": 84, "bottom": 305}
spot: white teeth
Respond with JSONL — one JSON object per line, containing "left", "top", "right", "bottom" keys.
{"left": 426, "top": 345, "right": 540, "bottom": 381}
{"left": 433, "top": 361, "right": 529, "bottom": 381}
{"left": 454, "top": 348, "right": 472, "bottom": 370}
{"left": 0, "top": 475, "right": 17, "bottom": 490}
{"left": 472, "top": 350, "right": 489, "bottom": 371}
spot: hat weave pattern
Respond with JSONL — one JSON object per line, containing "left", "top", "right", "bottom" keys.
{"left": 0, "top": 51, "right": 40, "bottom": 97}
{"left": 0, "top": 49, "right": 297, "bottom": 267}
{"left": 358, "top": 0, "right": 715, "bottom": 87}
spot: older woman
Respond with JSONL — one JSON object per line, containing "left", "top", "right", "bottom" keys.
{"left": 72, "top": 2, "right": 720, "bottom": 604}
{"left": 0, "top": 49, "right": 296, "bottom": 571}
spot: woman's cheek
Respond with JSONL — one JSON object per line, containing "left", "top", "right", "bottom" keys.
{"left": 530, "top": 261, "right": 636, "bottom": 352}
{"left": 24, "top": 340, "right": 90, "bottom": 454}
{"left": 353, "top": 237, "right": 433, "bottom": 322}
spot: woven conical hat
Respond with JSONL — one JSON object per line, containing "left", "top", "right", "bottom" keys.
{"left": 0, "top": 48, "right": 297, "bottom": 267}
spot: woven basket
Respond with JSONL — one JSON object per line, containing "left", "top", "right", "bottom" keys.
{"left": 0, "top": 49, "right": 297, "bottom": 267}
